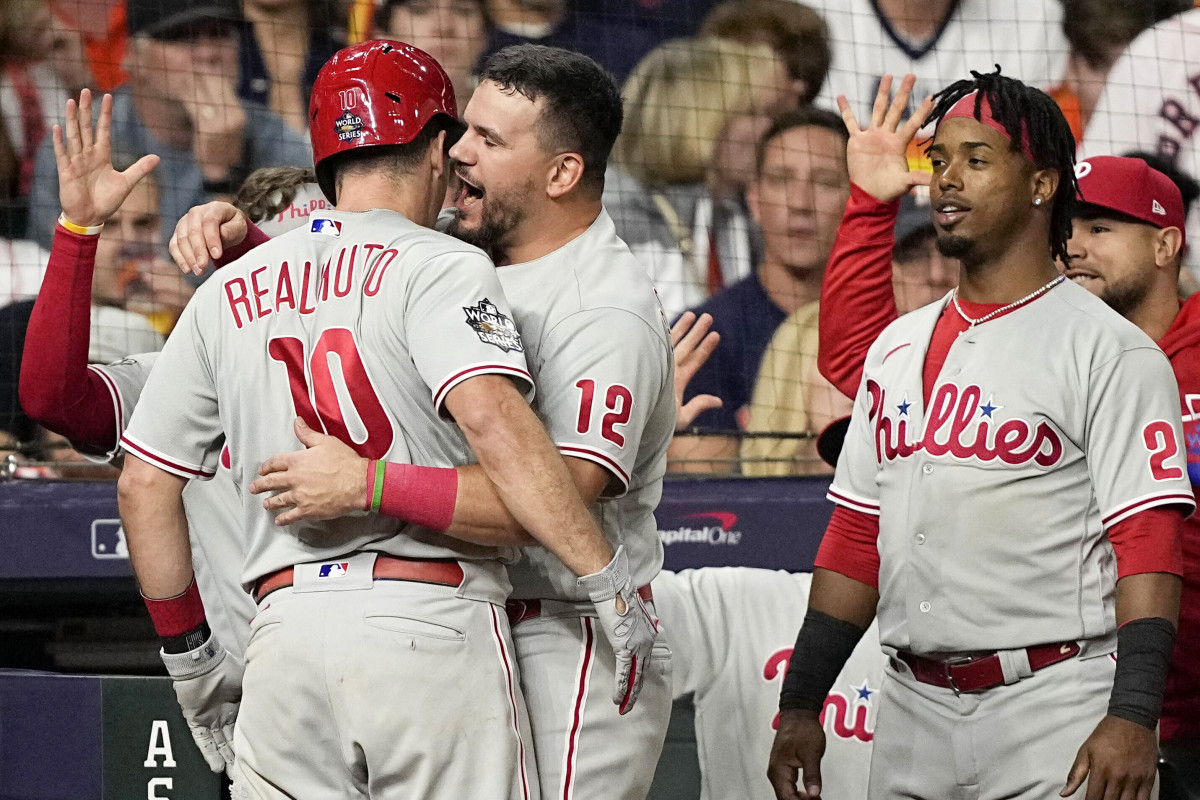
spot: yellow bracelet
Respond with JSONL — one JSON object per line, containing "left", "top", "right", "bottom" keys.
{"left": 58, "top": 213, "right": 104, "bottom": 236}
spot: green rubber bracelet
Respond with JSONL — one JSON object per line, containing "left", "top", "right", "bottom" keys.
{"left": 370, "top": 459, "right": 386, "bottom": 512}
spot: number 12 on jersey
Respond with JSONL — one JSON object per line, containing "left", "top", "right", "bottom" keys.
{"left": 268, "top": 328, "right": 394, "bottom": 459}
{"left": 575, "top": 379, "right": 633, "bottom": 447}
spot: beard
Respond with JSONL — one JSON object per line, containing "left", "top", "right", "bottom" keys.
{"left": 935, "top": 232, "right": 976, "bottom": 260}
{"left": 1100, "top": 274, "right": 1152, "bottom": 319}
{"left": 445, "top": 180, "right": 530, "bottom": 257}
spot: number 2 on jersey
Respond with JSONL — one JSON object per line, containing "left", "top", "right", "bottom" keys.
{"left": 575, "top": 379, "right": 633, "bottom": 447}
{"left": 268, "top": 328, "right": 394, "bottom": 459}
{"left": 1144, "top": 420, "right": 1185, "bottom": 481}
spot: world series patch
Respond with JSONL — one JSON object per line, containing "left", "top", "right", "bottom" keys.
{"left": 463, "top": 298, "right": 523, "bottom": 353}
{"left": 335, "top": 110, "right": 364, "bottom": 142}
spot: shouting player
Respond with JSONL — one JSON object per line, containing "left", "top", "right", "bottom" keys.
{"left": 173, "top": 44, "right": 677, "bottom": 800}
{"left": 116, "top": 41, "right": 649, "bottom": 799}
{"left": 768, "top": 69, "right": 1195, "bottom": 800}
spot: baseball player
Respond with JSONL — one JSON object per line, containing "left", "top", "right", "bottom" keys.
{"left": 651, "top": 567, "right": 882, "bottom": 800}
{"left": 768, "top": 68, "right": 1195, "bottom": 800}
{"left": 17, "top": 89, "right": 256, "bottom": 774}
{"left": 818, "top": 73, "right": 1200, "bottom": 755}
{"left": 174, "top": 44, "right": 677, "bottom": 800}
{"left": 117, "top": 41, "right": 647, "bottom": 800}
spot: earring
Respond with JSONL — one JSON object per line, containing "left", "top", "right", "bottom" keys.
{"left": 1034, "top": 198, "right": 1044, "bottom": 206}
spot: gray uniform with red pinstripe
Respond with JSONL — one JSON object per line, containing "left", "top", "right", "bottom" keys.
{"left": 89, "top": 353, "right": 256, "bottom": 660}
{"left": 121, "top": 210, "right": 541, "bottom": 800}
{"left": 829, "top": 280, "right": 1195, "bottom": 798}
{"left": 498, "top": 210, "right": 675, "bottom": 800}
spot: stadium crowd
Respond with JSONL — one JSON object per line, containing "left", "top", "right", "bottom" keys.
{"left": 2, "top": 0, "right": 1198, "bottom": 478}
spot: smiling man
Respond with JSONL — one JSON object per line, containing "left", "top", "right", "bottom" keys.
{"left": 768, "top": 69, "right": 1195, "bottom": 800}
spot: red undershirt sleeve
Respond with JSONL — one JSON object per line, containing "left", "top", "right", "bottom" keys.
{"left": 1108, "top": 507, "right": 1185, "bottom": 578}
{"left": 819, "top": 184, "right": 903, "bottom": 398}
{"left": 18, "top": 226, "right": 118, "bottom": 451}
{"left": 213, "top": 222, "right": 270, "bottom": 268}
{"left": 813, "top": 504, "right": 881, "bottom": 588}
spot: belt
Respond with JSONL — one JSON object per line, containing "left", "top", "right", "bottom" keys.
{"left": 506, "top": 585, "right": 654, "bottom": 627}
{"left": 895, "top": 641, "right": 1080, "bottom": 693}
{"left": 254, "top": 555, "right": 464, "bottom": 603}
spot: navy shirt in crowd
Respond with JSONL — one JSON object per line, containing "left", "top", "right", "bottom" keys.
{"left": 479, "top": 12, "right": 658, "bottom": 83}
{"left": 679, "top": 274, "right": 788, "bottom": 433}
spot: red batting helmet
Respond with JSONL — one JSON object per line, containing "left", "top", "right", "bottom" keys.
{"left": 309, "top": 40, "right": 463, "bottom": 202}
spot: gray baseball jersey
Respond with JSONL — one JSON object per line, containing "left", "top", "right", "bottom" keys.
{"left": 498, "top": 210, "right": 675, "bottom": 602}
{"left": 831, "top": 280, "right": 1195, "bottom": 654}
{"left": 651, "top": 568, "right": 882, "bottom": 800}
{"left": 89, "top": 352, "right": 255, "bottom": 658}
{"left": 121, "top": 210, "right": 535, "bottom": 604}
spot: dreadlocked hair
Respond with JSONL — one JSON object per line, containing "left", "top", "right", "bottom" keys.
{"left": 928, "top": 66, "right": 1078, "bottom": 266}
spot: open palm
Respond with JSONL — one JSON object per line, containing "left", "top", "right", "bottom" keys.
{"left": 836, "top": 74, "right": 934, "bottom": 203}
{"left": 53, "top": 89, "right": 159, "bottom": 228}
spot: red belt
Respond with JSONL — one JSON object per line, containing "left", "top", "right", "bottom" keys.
{"left": 506, "top": 585, "right": 654, "bottom": 627}
{"left": 895, "top": 641, "right": 1080, "bottom": 693}
{"left": 254, "top": 555, "right": 464, "bottom": 603}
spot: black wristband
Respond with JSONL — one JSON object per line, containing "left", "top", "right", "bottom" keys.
{"left": 779, "top": 609, "right": 867, "bottom": 712}
{"left": 161, "top": 619, "right": 212, "bottom": 655}
{"left": 1108, "top": 617, "right": 1176, "bottom": 730}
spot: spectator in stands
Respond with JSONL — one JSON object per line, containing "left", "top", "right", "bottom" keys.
{"left": 1080, "top": 6, "right": 1200, "bottom": 279}
{"left": 239, "top": 0, "right": 342, "bottom": 133}
{"left": 87, "top": 148, "right": 173, "bottom": 359}
{"left": 741, "top": 195, "right": 950, "bottom": 477}
{"left": 478, "top": 0, "right": 656, "bottom": 82}
{"left": 52, "top": 0, "right": 130, "bottom": 92}
{"left": 0, "top": 0, "right": 62, "bottom": 237}
{"left": 381, "top": 0, "right": 488, "bottom": 112}
{"left": 1049, "top": 0, "right": 1187, "bottom": 143}
{"left": 25, "top": 0, "right": 312, "bottom": 252}
{"left": 606, "top": 38, "right": 796, "bottom": 318}
{"left": 699, "top": 0, "right": 829, "bottom": 108}
{"left": 808, "top": 0, "right": 1069, "bottom": 170}
{"left": 574, "top": 0, "right": 722, "bottom": 42}
{"left": 670, "top": 108, "right": 849, "bottom": 473}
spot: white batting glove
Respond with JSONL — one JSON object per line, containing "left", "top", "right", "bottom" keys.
{"left": 160, "top": 630, "right": 243, "bottom": 773}
{"left": 578, "top": 546, "right": 660, "bottom": 715}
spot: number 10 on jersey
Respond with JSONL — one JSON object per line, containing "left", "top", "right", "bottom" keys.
{"left": 268, "top": 328, "right": 394, "bottom": 459}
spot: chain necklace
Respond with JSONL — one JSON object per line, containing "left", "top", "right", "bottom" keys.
{"left": 952, "top": 275, "right": 1066, "bottom": 328}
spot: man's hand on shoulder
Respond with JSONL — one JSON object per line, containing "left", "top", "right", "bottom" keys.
{"left": 170, "top": 202, "right": 249, "bottom": 276}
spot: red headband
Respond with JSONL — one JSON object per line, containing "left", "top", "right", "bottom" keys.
{"left": 940, "top": 91, "right": 1034, "bottom": 162}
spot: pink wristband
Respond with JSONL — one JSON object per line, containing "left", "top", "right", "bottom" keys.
{"left": 142, "top": 578, "right": 206, "bottom": 637}
{"left": 376, "top": 462, "right": 458, "bottom": 533}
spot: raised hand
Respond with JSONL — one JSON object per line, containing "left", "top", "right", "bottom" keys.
{"left": 836, "top": 74, "right": 934, "bottom": 203}
{"left": 53, "top": 89, "right": 159, "bottom": 228}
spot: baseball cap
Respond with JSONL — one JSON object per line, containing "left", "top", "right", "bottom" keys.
{"left": 126, "top": 0, "right": 242, "bottom": 39}
{"left": 1074, "top": 156, "right": 1186, "bottom": 246}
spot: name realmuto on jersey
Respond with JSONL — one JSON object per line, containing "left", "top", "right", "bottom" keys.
{"left": 868, "top": 379, "right": 1065, "bottom": 467}
{"left": 223, "top": 242, "right": 395, "bottom": 329}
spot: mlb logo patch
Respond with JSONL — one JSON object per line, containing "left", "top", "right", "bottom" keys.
{"left": 311, "top": 218, "right": 342, "bottom": 237}
{"left": 318, "top": 562, "right": 350, "bottom": 578}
